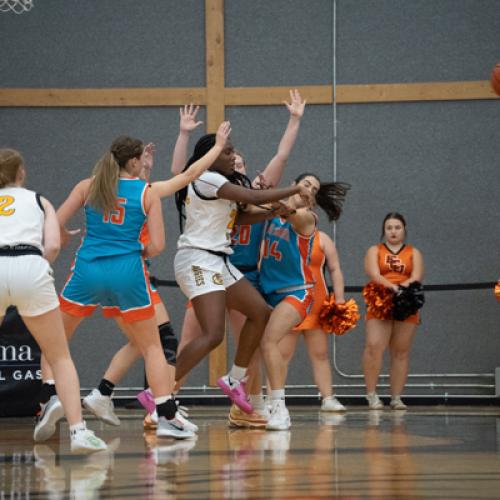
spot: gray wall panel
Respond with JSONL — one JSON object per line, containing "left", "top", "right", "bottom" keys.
{"left": 337, "top": 0, "right": 500, "bottom": 83}
{"left": 225, "top": 0, "right": 333, "bottom": 86}
{"left": 0, "top": 0, "right": 205, "bottom": 87}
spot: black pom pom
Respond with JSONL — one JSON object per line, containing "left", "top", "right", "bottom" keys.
{"left": 392, "top": 281, "right": 425, "bottom": 321}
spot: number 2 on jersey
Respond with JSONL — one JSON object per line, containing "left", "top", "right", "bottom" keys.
{"left": 0, "top": 195, "right": 15, "bottom": 216}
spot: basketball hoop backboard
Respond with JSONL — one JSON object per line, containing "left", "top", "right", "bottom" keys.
{"left": 0, "top": 0, "right": 33, "bottom": 14}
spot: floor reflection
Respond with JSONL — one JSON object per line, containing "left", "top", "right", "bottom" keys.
{"left": 33, "top": 437, "right": 120, "bottom": 499}
{"left": 363, "top": 410, "right": 418, "bottom": 499}
{"left": 1, "top": 406, "right": 500, "bottom": 499}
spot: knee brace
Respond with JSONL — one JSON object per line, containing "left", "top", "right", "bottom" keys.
{"left": 158, "top": 322, "right": 178, "bottom": 366}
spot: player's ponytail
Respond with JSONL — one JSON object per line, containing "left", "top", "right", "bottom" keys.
{"left": 88, "top": 136, "right": 143, "bottom": 213}
{"left": 294, "top": 173, "right": 350, "bottom": 222}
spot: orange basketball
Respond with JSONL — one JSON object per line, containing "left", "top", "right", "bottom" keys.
{"left": 490, "top": 63, "right": 500, "bottom": 96}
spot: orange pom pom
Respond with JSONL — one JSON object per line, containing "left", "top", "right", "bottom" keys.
{"left": 319, "top": 295, "right": 360, "bottom": 335}
{"left": 495, "top": 280, "right": 500, "bottom": 302}
{"left": 362, "top": 281, "right": 394, "bottom": 320}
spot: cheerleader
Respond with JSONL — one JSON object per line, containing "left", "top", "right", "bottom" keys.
{"left": 0, "top": 149, "right": 106, "bottom": 453}
{"left": 362, "top": 212, "right": 424, "bottom": 410}
{"left": 278, "top": 230, "right": 347, "bottom": 412}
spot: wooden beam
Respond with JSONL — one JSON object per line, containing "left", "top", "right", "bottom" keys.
{"left": 227, "top": 81, "right": 498, "bottom": 105}
{"left": 0, "top": 88, "right": 206, "bottom": 107}
{"left": 336, "top": 80, "right": 498, "bottom": 103}
{"left": 0, "top": 81, "right": 496, "bottom": 108}
{"left": 205, "top": 0, "right": 228, "bottom": 386}
{"left": 225, "top": 85, "right": 333, "bottom": 105}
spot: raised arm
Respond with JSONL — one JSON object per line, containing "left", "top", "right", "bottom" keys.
{"left": 41, "top": 197, "right": 61, "bottom": 264}
{"left": 170, "top": 104, "right": 203, "bottom": 175}
{"left": 141, "top": 142, "right": 155, "bottom": 183}
{"left": 254, "top": 89, "right": 306, "bottom": 188}
{"left": 320, "top": 231, "right": 345, "bottom": 303}
{"left": 364, "top": 245, "right": 399, "bottom": 292}
{"left": 151, "top": 121, "right": 231, "bottom": 198}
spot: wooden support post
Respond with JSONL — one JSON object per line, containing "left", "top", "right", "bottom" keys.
{"left": 205, "top": 0, "right": 228, "bottom": 386}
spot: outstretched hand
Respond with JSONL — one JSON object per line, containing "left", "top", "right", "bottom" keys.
{"left": 141, "top": 142, "right": 155, "bottom": 181}
{"left": 253, "top": 172, "right": 272, "bottom": 189}
{"left": 284, "top": 89, "right": 306, "bottom": 118}
{"left": 215, "top": 121, "right": 232, "bottom": 147}
{"left": 143, "top": 142, "right": 155, "bottom": 169}
{"left": 180, "top": 104, "right": 203, "bottom": 133}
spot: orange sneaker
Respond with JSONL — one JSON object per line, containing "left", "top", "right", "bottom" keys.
{"left": 228, "top": 404, "right": 267, "bottom": 429}
{"left": 143, "top": 413, "right": 157, "bottom": 431}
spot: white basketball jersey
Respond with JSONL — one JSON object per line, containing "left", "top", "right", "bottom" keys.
{"left": 177, "top": 171, "right": 237, "bottom": 254}
{"left": 0, "top": 186, "right": 44, "bottom": 251}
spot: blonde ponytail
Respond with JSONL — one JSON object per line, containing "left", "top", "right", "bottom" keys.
{"left": 87, "top": 136, "right": 143, "bottom": 213}
{"left": 87, "top": 152, "right": 120, "bottom": 213}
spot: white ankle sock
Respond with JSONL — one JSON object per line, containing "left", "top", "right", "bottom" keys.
{"left": 154, "top": 394, "right": 173, "bottom": 405}
{"left": 228, "top": 364, "right": 246, "bottom": 381}
{"left": 271, "top": 389, "right": 285, "bottom": 401}
{"left": 69, "top": 421, "right": 86, "bottom": 434}
{"left": 249, "top": 394, "right": 265, "bottom": 410}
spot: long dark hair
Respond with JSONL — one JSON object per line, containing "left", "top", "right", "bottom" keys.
{"left": 294, "top": 173, "right": 350, "bottom": 221}
{"left": 381, "top": 212, "right": 407, "bottom": 240}
{"left": 174, "top": 133, "right": 252, "bottom": 232}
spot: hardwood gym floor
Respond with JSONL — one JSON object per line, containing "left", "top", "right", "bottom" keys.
{"left": 1, "top": 405, "right": 499, "bottom": 499}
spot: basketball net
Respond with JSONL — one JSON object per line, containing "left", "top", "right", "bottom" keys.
{"left": 0, "top": 0, "right": 33, "bottom": 14}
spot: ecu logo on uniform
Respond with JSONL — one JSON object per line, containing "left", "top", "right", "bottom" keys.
{"left": 212, "top": 273, "right": 224, "bottom": 285}
{"left": 385, "top": 255, "right": 405, "bottom": 273}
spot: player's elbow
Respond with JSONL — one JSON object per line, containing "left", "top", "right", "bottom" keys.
{"left": 43, "top": 241, "right": 60, "bottom": 263}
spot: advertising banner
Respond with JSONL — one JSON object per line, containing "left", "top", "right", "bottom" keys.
{"left": 0, "top": 307, "right": 41, "bottom": 417}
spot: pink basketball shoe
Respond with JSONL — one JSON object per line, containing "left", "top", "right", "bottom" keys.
{"left": 217, "top": 375, "right": 253, "bottom": 414}
{"left": 137, "top": 389, "right": 155, "bottom": 414}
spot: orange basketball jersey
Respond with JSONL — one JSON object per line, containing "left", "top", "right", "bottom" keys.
{"left": 294, "top": 230, "right": 328, "bottom": 331}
